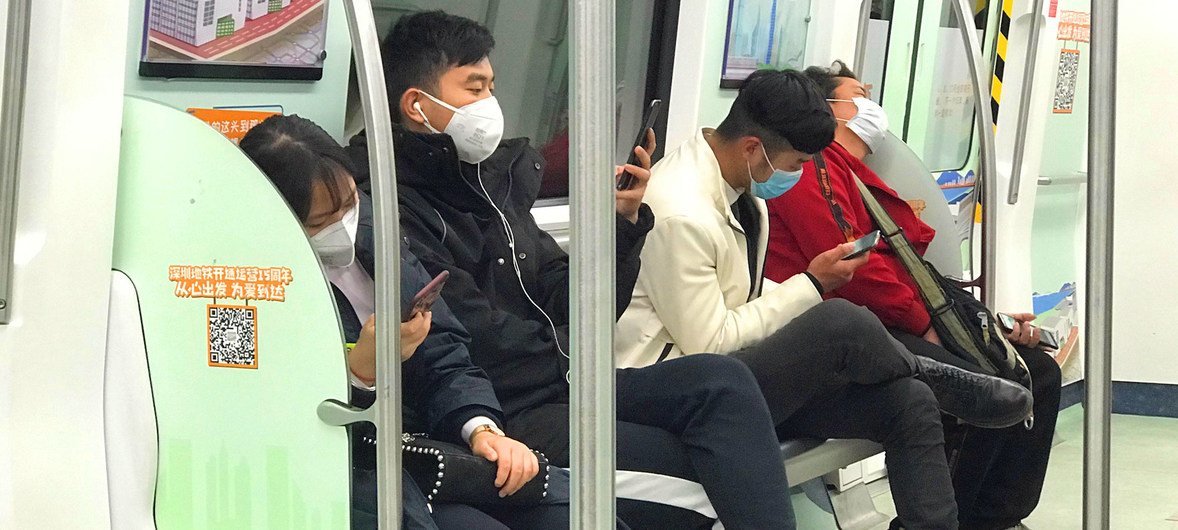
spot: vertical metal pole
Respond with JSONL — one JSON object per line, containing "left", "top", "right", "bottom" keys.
{"left": 341, "top": 0, "right": 402, "bottom": 528}
{"left": 1084, "top": 0, "right": 1115, "bottom": 528}
{"left": 0, "top": 0, "right": 33, "bottom": 324}
{"left": 950, "top": 0, "right": 999, "bottom": 306}
{"left": 853, "top": 0, "right": 872, "bottom": 73}
{"left": 569, "top": 0, "right": 617, "bottom": 528}
{"left": 1007, "top": 0, "right": 1046, "bottom": 205}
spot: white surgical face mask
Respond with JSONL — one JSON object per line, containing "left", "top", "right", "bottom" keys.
{"left": 309, "top": 200, "right": 360, "bottom": 268}
{"left": 829, "top": 97, "right": 889, "bottom": 153}
{"left": 415, "top": 90, "right": 505, "bottom": 164}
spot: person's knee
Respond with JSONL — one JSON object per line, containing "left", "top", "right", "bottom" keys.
{"left": 897, "top": 378, "right": 940, "bottom": 413}
{"left": 1028, "top": 349, "right": 1062, "bottom": 391}
{"left": 884, "top": 379, "right": 944, "bottom": 438}
{"left": 808, "top": 298, "right": 882, "bottom": 338}
{"left": 1021, "top": 349, "right": 1062, "bottom": 411}
{"left": 808, "top": 298, "right": 859, "bottom": 319}
{"left": 676, "top": 354, "right": 763, "bottom": 403}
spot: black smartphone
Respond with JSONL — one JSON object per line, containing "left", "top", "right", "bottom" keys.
{"left": 401, "top": 270, "right": 450, "bottom": 322}
{"left": 616, "top": 99, "right": 663, "bottom": 191}
{"left": 842, "top": 230, "right": 881, "bottom": 260}
{"left": 997, "top": 313, "right": 1061, "bottom": 350}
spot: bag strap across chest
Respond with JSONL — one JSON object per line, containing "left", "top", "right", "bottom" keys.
{"left": 850, "top": 174, "right": 1004, "bottom": 376}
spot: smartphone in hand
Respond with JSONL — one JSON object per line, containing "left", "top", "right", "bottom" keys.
{"left": 616, "top": 99, "right": 663, "bottom": 191}
{"left": 997, "top": 313, "right": 1061, "bottom": 350}
{"left": 842, "top": 230, "right": 881, "bottom": 261}
{"left": 401, "top": 270, "right": 449, "bottom": 322}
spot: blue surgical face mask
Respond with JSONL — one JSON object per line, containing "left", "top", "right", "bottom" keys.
{"left": 747, "top": 143, "right": 802, "bottom": 200}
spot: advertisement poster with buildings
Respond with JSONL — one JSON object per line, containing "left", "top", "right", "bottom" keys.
{"left": 720, "top": 0, "right": 811, "bottom": 88}
{"left": 141, "top": 0, "right": 327, "bottom": 79}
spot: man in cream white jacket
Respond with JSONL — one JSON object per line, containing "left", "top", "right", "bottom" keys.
{"left": 616, "top": 70, "right": 1033, "bottom": 530}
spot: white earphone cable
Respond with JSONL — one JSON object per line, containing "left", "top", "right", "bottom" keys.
{"left": 475, "top": 165, "right": 571, "bottom": 382}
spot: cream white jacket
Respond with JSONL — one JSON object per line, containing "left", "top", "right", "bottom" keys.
{"left": 615, "top": 130, "right": 822, "bottom": 368}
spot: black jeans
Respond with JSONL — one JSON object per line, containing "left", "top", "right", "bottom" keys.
{"left": 729, "top": 299, "right": 959, "bottom": 530}
{"left": 508, "top": 354, "right": 796, "bottom": 530}
{"left": 892, "top": 331, "right": 1062, "bottom": 530}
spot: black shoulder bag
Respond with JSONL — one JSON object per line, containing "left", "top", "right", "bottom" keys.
{"left": 844, "top": 170, "right": 1031, "bottom": 389}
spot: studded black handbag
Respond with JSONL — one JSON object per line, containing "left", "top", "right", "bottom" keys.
{"left": 396, "top": 433, "right": 551, "bottom": 507}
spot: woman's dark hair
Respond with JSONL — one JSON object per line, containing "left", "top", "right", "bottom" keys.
{"left": 239, "top": 114, "right": 356, "bottom": 223}
{"left": 715, "top": 69, "right": 836, "bottom": 155}
{"left": 381, "top": 11, "right": 496, "bottom": 123}
{"left": 802, "top": 60, "right": 859, "bottom": 99}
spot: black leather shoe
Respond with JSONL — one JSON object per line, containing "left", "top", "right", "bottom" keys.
{"left": 914, "top": 355, "right": 1033, "bottom": 429}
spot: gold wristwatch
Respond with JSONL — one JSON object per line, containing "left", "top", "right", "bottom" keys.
{"left": 468, "top": 423, "right": 505, "bottom": 445}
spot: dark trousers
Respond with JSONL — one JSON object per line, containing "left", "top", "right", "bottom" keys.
{"left": 351, "top": 467, "right": 590, "bottom": 530}
{"left": 729, "top": 299, "right": 960, "bottom": 530}
{"left": 508, "top": 354, "right": 796, "bottom": 530}
{"left": 892, "top": 331, "right": 1062, "bottom": 530}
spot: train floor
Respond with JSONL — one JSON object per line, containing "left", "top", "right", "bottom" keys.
{"left": 791, "top": 406, "right": 1178, "bottom": 529}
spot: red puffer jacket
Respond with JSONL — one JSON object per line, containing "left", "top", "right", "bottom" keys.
{"left": 763, "top": 141, "right": 938, "bottom": 336}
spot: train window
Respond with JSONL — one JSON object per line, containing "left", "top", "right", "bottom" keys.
{"left": 533, "top": 0, "right": 670, "bottom": 203}
{"left": 860, "top": 0, "right": 897, "bottom": 105}
{"left": 911, "top": 1, "right": 988, "bottom": 172}
{"left": 865, "top": 0, "right": 994, "bottom": 174}
{"left": 355, "top": 1, "right": 668, "bottom": 205}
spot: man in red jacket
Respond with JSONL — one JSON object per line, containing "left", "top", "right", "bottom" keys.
{"left": 763, "top": 61, "right": 1061, "bottom": 530}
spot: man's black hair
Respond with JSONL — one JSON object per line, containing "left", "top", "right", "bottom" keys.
{"left": 802, "top": 60, "right": 859, "bottom": 100}
{"left": 715, "top": 69, "right": 836, "bottom": 155}
{"left": 239, "top": 114, "right": 355, "bottom": 223}
{"left": 381, "top": 11, "right": 496, "bottom": 123}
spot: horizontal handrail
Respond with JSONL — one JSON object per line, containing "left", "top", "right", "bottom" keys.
{"left": 1037, "top": 172, "right": 1088, "bottom": 186}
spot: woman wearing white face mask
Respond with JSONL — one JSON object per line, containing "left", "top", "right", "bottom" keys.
{"left": 241, "top": 115, "right": 588, "bottom": 530}
{"left": 764, "top": 61, "right": 1061, "bottom": 530}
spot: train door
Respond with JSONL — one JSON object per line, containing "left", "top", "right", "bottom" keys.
{"left": 860, "top": 0, "right": 998, "bottom": 281}
{"left": 856, "top": 1, "right": 1091, "bottom": 527}
{"left": 862, "top": 1, "right": 1178, "bottom": 528}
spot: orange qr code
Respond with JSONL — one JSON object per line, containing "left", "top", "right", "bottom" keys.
{"left": 207, "top": 304, "right": 258, "bottom": 369}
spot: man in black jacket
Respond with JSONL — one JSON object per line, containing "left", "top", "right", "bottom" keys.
{"left": 346, "top": 11, "right": 802, "bottom": 529}
{"left": 348, "top": 199, "right": 602, "bottom": 530}
{"left": 241, "top": 115, "right": 587, "bottom": 529}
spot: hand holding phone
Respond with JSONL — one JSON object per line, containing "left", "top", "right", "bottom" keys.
{"left": 842, "top": 230, "right": 881, "bottom": 261}
{"left": 401, "top": 270, "right": 450, "bottom": 322}
{"left": 400, "top": 311, "right": 432, "bottom": 361}
{"left": 807, "top": 240, "right": 870, "bottom": 293}
{"left": 997, "top": 313, "right": 1060, "bottom": 350}
{"left": 616, "top": 99, "right": 663, "bottom": 191}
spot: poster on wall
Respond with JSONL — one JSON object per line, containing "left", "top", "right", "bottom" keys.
{"left": 719, "top": 0, "right": 811, "bottom": 89}
{"left": 139, "top": 0, "right": 328, "bottom": 80}
{"left": 187, "top": 107, "right": 282, "bottom": 144}
{"left": 1052, "top": 49, "right": 1081, "bottom": 114}
{"left": 1057, "top": 10, "right": 1091, "bottom": 43}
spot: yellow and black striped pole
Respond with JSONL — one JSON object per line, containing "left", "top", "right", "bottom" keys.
{"left": 990, "top": 0, "right": 1014, "bottom": 129}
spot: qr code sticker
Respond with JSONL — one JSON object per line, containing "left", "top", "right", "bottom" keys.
{"left": 1053, "top": 49, "right": 1081, "bottom": 114}
{"left": 208, "top": 304, "right": 258, "bottom": 369}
